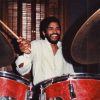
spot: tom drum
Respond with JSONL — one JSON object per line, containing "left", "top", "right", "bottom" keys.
{"left": 0, "top": 71, "right": 31, "bottom": 100}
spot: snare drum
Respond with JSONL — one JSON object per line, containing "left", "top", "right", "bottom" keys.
{"left": 0, "top": 71, "right": 30, "bottom": 100}
{"left": 35, "top": 75, "right": 70, "bottom": 100}
{"left": 69, "top": 73, "right": 100, "bottom": 100}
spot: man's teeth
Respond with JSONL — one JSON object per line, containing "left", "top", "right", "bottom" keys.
{"left": 52, "top": 34, "right": 57, "bottom": 36}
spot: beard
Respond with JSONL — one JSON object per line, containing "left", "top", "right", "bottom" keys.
{"left": 45, "top": 33, "right": 61, "bottom": 44}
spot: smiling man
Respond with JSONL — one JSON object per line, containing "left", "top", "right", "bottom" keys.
{"left": 15, "top": 16, "right": 74, "bottom": 100}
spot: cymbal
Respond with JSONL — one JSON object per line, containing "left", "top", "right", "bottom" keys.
{"left": 71, "top": 9, "right": 100, "bottom": 64}
{"left": 0, "top": 29, "right": 15, "bottom": 67}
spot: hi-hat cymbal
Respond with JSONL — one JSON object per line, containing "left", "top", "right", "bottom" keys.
{"left": 0, "top": 29, "right": 15, "bottom": 67}
{"left": 71, "top": 9, "right": 100, "bottom": 64}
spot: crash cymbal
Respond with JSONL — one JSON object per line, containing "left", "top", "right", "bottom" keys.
{"left": 71, "top": 9, "right": 100, "bottom": 64}
{"left": 0, "top": 29, "right": 15, "bottom": 67}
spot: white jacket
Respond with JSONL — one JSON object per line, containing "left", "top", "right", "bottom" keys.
{"left": 16, "top": 39, "right": 74, "bottom": 85}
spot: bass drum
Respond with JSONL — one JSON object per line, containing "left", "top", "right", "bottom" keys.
{"left": 0, "top": 71, "right": 30, "bottom": 100}
{"left": 34, "top": 75, "right": 70, "bottom": 100}
{"left": 69, "top": 73, "right": 100, "bottom": 100}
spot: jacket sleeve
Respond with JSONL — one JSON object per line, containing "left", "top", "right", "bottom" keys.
{"left": 15, "top": 53, "right": 32, "bottom": 75}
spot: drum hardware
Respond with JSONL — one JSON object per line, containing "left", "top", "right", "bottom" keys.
{"left": 36, "top": 78, "right": 55, "bottom": 100}
{"left": 39, "top": 85, "right": 46, "bottom": 100}
{"left": 26, "top": 90, "right": 33, "bottom": 100}
{"left": 26, "top": 83, "right": 33, "bottom": 100}
{"left": 69, "top": 73, "right": 100, "bottom": 80}
{"left": 68, "top": 84, "right": 76, "bottom": 99}
{"left": 68, "top": 75, "right": 76, "bottom": 100}
{"left": 40, "top": 78, "right": 54, "bottom": 89}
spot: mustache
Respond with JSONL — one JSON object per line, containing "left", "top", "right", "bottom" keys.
{"left": 50, "top": 33, "right": 60, "bottom": 37}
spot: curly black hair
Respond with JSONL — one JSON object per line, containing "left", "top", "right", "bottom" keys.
{"left": 39, "top": 16, "right": 61, "bottom": 39}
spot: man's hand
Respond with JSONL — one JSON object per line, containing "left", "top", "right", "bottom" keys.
{"left": 17, "top": 37, "right": 31, "bottom": 54}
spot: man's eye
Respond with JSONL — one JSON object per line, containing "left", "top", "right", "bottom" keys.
{"left": 48, "top": 28, "right": 60, "bottom": 30}
{"left": 48, "top": 28, "right": 53, "bottom": 30}
{"left": 56, "top": 28, "right": 60, "bottom": 30}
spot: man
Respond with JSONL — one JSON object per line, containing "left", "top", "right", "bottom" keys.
{"left": 15, "top": 17, "right": 74, "bottom": 98}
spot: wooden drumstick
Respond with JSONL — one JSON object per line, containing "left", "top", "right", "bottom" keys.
{"left": 0, "top": 20, "right": 31, "bottom": 52}
{"left": 0, "top": 20, "right": 19, "bottom": 39}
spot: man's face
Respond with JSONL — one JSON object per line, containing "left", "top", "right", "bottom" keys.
{"left": 45, "top": 22, "right": 61, "bottom": 44}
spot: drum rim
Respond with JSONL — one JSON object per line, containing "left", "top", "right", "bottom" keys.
{"left": 0, "top": 71, "right": 30, "bottom": 85}
{"left": 35, "top": 73, "right": 100, "bottom": 88}
{"left": 35, "top": 75, "right": 69, "bottom": 88}
{"left": 69, "top": 72, "right": 100, "bottom": 79}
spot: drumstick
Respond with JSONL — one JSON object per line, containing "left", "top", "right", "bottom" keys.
{"left": 0, "top": 20, "right": 31, "bottom": 51}
{"left": 0, "top": 20, "right": 19, "bottom": 39}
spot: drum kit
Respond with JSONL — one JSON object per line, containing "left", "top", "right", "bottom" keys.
{"left": 0, "top": 9, "right": 100, "bottom": 100}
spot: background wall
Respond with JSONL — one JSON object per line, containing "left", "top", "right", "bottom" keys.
{"left": 0, "top": 0, "right": 100, "bottom": 75}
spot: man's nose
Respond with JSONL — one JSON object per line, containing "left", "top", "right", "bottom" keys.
{"left": 53, "top": 29, "right": 57, "bottom": 33}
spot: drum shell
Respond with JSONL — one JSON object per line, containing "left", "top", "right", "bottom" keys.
{"left": 35, "top": 75, "right": 70, "bottom": 100}
{"left": 36, "top": 73, "right": 100, "bottom": 100}
{"left": 34, "top": 73, "right": 100, "bottom": 100}
{"left": 0, "top": 71, "right": 30, "bottom": 100}
{"left": 69, "top": 73, "right": 100, "bottom": 100}
{"left": 44, "top": 80, "right": 70, "bottom": 100}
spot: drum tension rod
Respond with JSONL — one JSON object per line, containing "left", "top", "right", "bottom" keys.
{"left": 68, "top": 84, "right": 76, "bottom": 99}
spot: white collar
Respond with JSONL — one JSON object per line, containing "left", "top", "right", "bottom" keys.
{"left": 44, "top": 38, "right": 62, "bottom": 48}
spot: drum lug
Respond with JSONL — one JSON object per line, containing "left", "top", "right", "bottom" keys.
{"left": 39, "top": 85, "right": 46, "bottom": 100}
{"left": 69, "top": 84, "right": 76, "bottom": 99}
{"left": 39, "top": 93, "right": 46, "bottom": 100}
{"left": 26, "top": 90, "right": 33, "bottom": 100}
{"left": 26, "top": 83, "right": 33, "bottom": 100}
